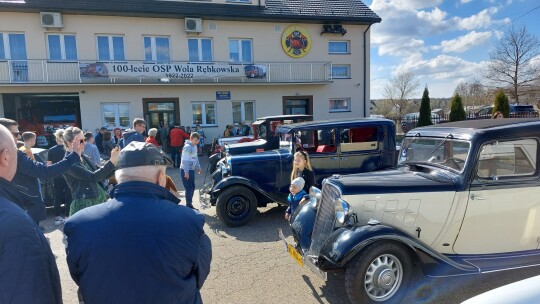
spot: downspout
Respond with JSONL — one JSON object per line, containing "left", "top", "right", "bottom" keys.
{"left": 363, "top": 23, "right": 372, "bottom": 117}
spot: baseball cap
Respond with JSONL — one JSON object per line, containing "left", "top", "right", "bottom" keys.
{"left": 291, "top": 177, "right": 305, "bottom": 190}
{"left": 116, "top": 142, "right": 172, "bottom": 169}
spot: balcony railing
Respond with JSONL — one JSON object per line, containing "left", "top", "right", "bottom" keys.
{"left": 0, "top": 60, "right": 332, "bottom": 84}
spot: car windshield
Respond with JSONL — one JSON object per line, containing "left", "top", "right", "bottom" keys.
{"left": 399, "top": 137, "right": 471, "bottom": 172}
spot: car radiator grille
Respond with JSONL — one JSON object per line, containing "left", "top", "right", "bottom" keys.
{"left": 308, "top": 182, "right": 340, "bottom": 256}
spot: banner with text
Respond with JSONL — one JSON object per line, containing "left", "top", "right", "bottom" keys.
{"left": 79, "top": 62, "right": 265, "bottom": 80}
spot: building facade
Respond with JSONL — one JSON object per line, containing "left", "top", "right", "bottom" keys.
{"left": 0, "top": 0, "right": 380, "bottom": 144}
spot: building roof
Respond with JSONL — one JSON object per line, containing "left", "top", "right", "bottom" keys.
{"left": 0, "top": 0, "right": 381, "bottom": 24}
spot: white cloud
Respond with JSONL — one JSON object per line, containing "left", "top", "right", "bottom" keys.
{"left": 432, "top": 31, "right": 493, "bottom": 53}
{"left": 461, "top": 0, "right": 473, "bottom": 3}
{"left": 454, "top": 7, "right": 503, "bottom": 30}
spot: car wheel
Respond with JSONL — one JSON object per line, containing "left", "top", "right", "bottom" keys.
{"left": 216, "top": 186, "right": 257, "bottom": 227}
{"left": 345, "top": 242, "right": 412, "bottom": 304}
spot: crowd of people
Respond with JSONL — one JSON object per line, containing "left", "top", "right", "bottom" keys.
{"left": 0, "top": 114, "right": 315, "bottom": 303}
{"left": 0, "top": 117, "right": 211, "bottom": 303}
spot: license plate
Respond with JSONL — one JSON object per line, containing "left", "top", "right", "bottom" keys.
{"left": 287, "top": 243, "right": 303, "bottom": 267}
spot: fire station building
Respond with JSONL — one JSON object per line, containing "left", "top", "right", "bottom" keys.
{"left": 0, "top": 0, "right": 380, "bottom": 144}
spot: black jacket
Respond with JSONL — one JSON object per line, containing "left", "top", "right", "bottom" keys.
{"left": 64, "top": 155, "right": 115, "bottom": 200}
{"left": 0, "top": 178, "right": 62, "bottom": 304}
{"left": 11, "top": 150, "right": 79, "bottom": 222}
{"left": 64, "top": 181, "right": 212, "bottom": 304}
{"left": 299, "top": 168, "right": 315, "bottom": 194}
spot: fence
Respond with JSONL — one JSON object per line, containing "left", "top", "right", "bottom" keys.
{"left": 387, "top": 112, "right": 539, "bottom": 134}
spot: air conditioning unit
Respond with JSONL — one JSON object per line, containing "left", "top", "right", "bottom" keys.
{"left": 40, "top": 12, "right": 63, "bottom": 28}
{"left": 185, "top": 18, "right": 202, "bottom": 33}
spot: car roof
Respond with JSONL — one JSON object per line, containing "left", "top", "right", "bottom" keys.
{"left": 406, "top": 118, "right": 540, "bottom": 138}
{"left": 276, "top": 118, "right": 395, "bottom": 133}
{"left": 256, "top": 114, "right": 313, "bottom": 120}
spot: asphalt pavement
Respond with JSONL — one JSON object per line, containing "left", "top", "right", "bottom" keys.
{"left": 42, "top": 155, "right": 540, "bottom": 304}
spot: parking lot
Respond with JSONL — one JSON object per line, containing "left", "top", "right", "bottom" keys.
{"left": 42, "top": 155, "right": 540, "bottom": 304}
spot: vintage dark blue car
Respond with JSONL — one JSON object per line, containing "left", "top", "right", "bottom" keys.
{"left": 200, "top": 118, "right": 397, "bottom": 227}
{"left": 281, "top": 118, "right": 540, "bottom": 304}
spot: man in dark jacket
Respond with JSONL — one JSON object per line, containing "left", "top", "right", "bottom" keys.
{"left": 94, "top": 127, "right": 107, "bottom": 154}
{"left": 64, "top": 142, "right": 212, "bottom": 303}
{"left": 0, "top": 118, "right": 83, "bottom": 224}
{"left": 0, "top": 124, "right": 63, "bottom": 304}
{"left": 121, "top": 117, "right": 146, "bottom": 147}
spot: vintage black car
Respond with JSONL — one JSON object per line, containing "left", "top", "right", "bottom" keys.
{"left": 281, "top": 118, "right": 540, "bottom": 304}
{"left": 200, "top": 118, "right": 397, "bottom": 227}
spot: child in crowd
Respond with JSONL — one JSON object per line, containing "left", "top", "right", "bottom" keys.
{"left": 284, "top": 177, "right": 308, "bottom": 221}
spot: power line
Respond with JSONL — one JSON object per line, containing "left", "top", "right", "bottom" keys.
{"left": 370, "top": 4, "right": 540, "bottom": 82}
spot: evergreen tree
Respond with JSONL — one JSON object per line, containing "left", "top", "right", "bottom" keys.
{"left": 493, "top": 90, "right": 510, "bottom": 118}
{"left": 449, "top": 93, "right": 466, "bottom": 122}
{"left": 417, "top": 87, "right": 432, "bottom": 127}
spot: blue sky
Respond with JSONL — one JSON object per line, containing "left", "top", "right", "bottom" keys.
{"left": 365, "top": 0, "right": 540, "bottom": 98}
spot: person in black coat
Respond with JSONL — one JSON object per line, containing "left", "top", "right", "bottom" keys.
{"left": 290, "top": 150, "right": 315, "bottom": 194}
{"left": 47, "top": 129, "right": 73, "bottom": 225}
{"left": 0, "top": 124, "right": 63, "bottom": 304}
{"left": 0, "top": 118, "right": 83, "bottom": 224}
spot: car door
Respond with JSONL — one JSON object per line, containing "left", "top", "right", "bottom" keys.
{"left": 338, "top": 126, "right": 382, "bottom": 175}
{"left": 453, "top": 138, "right": 540, "bottom": 254}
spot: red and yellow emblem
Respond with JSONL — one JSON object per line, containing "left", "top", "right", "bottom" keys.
{"left": 281, "top": 25, "right": 312, "bottom": 58}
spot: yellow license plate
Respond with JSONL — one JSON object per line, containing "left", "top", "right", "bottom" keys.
{"left": 287, "top": 244, "right": 303, "bottom": 267}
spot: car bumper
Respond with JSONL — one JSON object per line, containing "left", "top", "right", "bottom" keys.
{"left": 277, "top": 228, "right": 327, "bottom": 281}
{"left": 199, "top": 183, "right": 213, "bottom": 209}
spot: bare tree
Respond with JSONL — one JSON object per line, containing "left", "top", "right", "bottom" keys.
{"left": 484, "top": 25, "right": 540, "bottom": 103}
{"left": 454, "top": 80, "right": 490, "bottom": 111}
{"left": 382, "top": 71, "right": 420, "bottom": 117}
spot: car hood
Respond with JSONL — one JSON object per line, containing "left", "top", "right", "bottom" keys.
{"left": 328, "top": 166, "right": 458, "bottom": 196}
{"left": 225, "top": 139, "right": 266, "bottom": 155}
{"left": 230, "top": 148, "right": 289, "bottom": 163}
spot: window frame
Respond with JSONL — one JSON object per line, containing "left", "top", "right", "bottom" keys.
{"left": 228, "top": 38, "right": 253, "bottom": 63}
{"left": 101, "top": 103, "right": 131, "bottom": 129}
{"left": 96, "top": 35, "right": 126, "bottom": 62}
{"left": 46, "top": 33, "right": 78, "bottom": 61}
{"left": 329, "top": 98, "right": 351, "bottom": 113}
{"left": 143, "top": 35, "right": 171, "bottom": 63}
{"left": 192, "top": 101, "right": 217, "bottom": 126}
{"left": 232, "top": 100, "right": 255, "bottom": 124}
{"left": 331, "top": 64, "right": 351, "bottom": 79}
{"left": 187, "top": 38, "right": 213, "bottom": 62}
{"left": 0, "top": 32, "right": 27, "bottom": 60}
{"left": 328, "top": 41, "right": 350, "bottom": 54}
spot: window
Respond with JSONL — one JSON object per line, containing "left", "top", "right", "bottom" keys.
{"left": 192, "top": 102, "right": 216, "bottom": 126}
{"left": 328, "top": 41, "right": 350, "bottom": 54}
{"left": 477, "top": 139, "right": 537, "bottom": 179}
{"left": 329, "top": 98, "right": 351, "bottom": 112}
{"left": 340, "top": 127, "right": 379, "bottom": 151}
{"left": 331, "top": 65, "right": 350, "bottom": 79}
{"left": 143, "top": 36, "right": 170, "bottom": 62}
{"left": 96, "top": 35, "right": 125, "bottom": 61}
{"left": 188, "top": 38, "right": 213, "bottom": 62}
{"left": 47, "top": 34, "right": 77, "bottom": 60}
{"left": 0, "top": 33, "right": 27, "bottom": 60}
{"left": 101, "top": 103, "right": 130, "bottom": 128}
{"left": 226, "top": 0, "right": 251, "bottom": 2}
{"left": 229, "top": 39, "right": 252, "bottom": 63}
{"left": 232, "top": 101, "right": 255, "bottom": 123}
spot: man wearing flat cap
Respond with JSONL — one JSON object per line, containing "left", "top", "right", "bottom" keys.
{"left": 64, "top": 142, "right": 212, "bottom": 304}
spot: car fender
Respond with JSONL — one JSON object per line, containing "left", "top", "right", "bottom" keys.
{"left": 211, "top": 176, "right": 281, "bottom": 204}
{"left": 318, "top": 224, "right": 479, "bottom": 277}
{"left": 290, "top": 199, "right": 317, "bottom": 254}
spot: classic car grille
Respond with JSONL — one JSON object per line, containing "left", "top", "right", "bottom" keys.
{"left": 308, "top": 182, "right": 340, "bottom": 256}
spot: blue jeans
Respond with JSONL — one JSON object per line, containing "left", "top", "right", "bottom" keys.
{"left": 181, "top": 169, "right": 195, "bottom": 207}
{"left": 170, "top": 146, "right": 180, "bottom": 168}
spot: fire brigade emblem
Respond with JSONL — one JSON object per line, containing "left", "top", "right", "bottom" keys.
{"left": 281, "top": 25, "right": 312, "bottom": 58}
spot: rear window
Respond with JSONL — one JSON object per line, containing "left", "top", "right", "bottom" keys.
{"left": 511, "top": 105, "right": 535, "bottom": 112}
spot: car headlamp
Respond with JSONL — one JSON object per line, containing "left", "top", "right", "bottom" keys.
{"left": 335, "top": 198, "right": 350, "bottom": 224}
{"left": 309, "top": 186, "right": 322, "bottom": 209}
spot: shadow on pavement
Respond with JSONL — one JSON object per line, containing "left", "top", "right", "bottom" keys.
{"left": 203, "top": 204, "right": 294, "bottom": 243}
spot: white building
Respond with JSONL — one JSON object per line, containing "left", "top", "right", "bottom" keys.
{"left": 0, "top": 0, "right": 380, "bottom": 143}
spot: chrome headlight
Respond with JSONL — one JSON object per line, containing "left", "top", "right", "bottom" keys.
{"left": 335, "top": 198, "right": 350, "bottom": 224}
{"left": 309, "top": 186, "right": 322, "bottom": 209}
{"left": 221, "top": 157, "right": 232, "bottom": 176}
